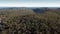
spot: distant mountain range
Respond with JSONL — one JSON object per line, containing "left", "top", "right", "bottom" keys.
{"left": 0, "top": 7, "right": 60, "bottom": 14}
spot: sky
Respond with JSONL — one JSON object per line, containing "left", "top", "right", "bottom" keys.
{"left": 0, "top": 0, "right": 60, "bottom": 7}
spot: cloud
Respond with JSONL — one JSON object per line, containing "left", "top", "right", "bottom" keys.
{"left": 0, "top": 3, "right": 60, "bottom": 7}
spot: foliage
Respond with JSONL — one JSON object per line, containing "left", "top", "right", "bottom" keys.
{"left": 0, "top": 8, "right": 60, "bottom": 34}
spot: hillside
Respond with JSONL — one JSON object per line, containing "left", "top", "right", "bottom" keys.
{"left": 0, "top": 8, "right": 36, "bottom": 20}
{"left": 0, "top": 7, "right": 60, "bottom": 34}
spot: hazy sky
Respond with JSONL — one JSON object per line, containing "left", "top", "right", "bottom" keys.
{"left": 0, "top": 0, "right": 60, "bottom": 7}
